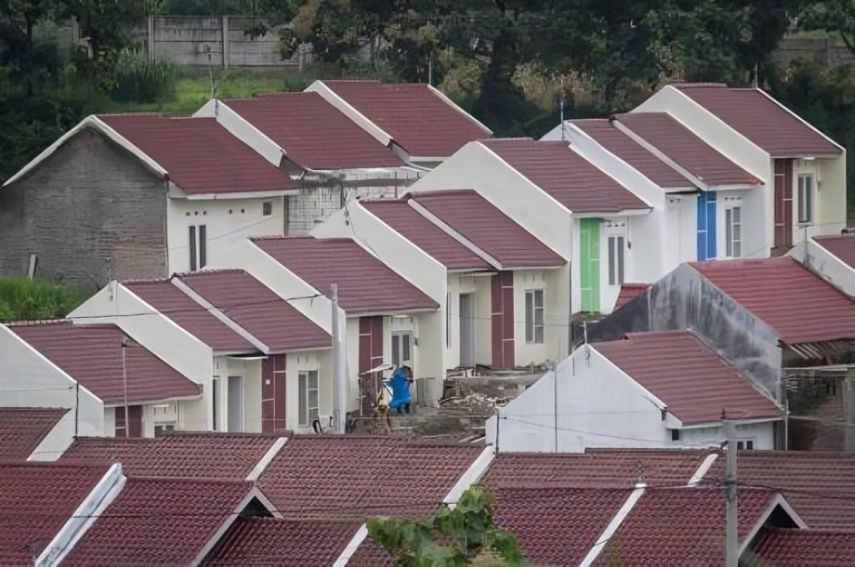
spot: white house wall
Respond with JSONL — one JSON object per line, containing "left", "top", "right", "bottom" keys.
{"left": 664, "top": 193, "right": 698, "bottom": 269}
{"left": 446, "top": 273, "right": 493, "bottom": 368}
{"left": 287, "top": 349, "right": 334, "bottom": 433}
{"left": 715, "top": 189, "right": 766, "bottom": 259}
{"left": 789, "top": 238, "right": 855, "bottom": 296}
{"left": 797, "top": 157, "right": 847, "bottom": 240}
{"left": 0, "top": 325, "right": 104, "bottom": 459}
{"left": 513, "top": 269, "right": 565, "bottom": 366}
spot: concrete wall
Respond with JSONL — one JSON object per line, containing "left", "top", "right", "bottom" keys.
{"left": 773, "top": 37, "right": 855, "bottom": 69}
{"left": 0, "top": 130, "right": 168, "bottom": 285}
{"left": 789, "top": 238, "right": 855, "bottom": 297}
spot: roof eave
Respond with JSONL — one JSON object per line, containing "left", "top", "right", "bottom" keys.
{"left": 345, "top": 306, "right": 438, "bottom": 318}
{"left": 180, "top": 189, "right": 299, "bottom": 200}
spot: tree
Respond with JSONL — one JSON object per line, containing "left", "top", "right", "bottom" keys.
{"left": 366, "top": 487, "right": 525, "bottom": 566}
{"left": 796, "top": 0, "right": 855, "bottom": 55}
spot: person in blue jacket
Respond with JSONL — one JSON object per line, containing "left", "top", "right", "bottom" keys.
{"left": 389, "top": 365, "right": 413, "bottom": 414}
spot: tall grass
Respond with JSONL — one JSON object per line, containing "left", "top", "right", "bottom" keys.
{"left": 0, "top": 277, "right": 94, "bottom": 322}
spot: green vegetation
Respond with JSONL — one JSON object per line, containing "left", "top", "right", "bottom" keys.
{"left": 0, "top": 277, "right": 94, "bottom": 322}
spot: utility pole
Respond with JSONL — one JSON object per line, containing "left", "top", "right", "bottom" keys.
{"left": 331, "top": 284, "right": 345, "bottom": 434}
{"left": 724, "top": 416, "right": 738, "bottom": 567}
{"left": 121, "top": 336, "right": 130, "bottom": 438}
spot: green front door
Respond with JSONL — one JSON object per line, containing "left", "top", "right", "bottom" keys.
{"left": 580, "top": 218, "right": 601, "bottom": 312}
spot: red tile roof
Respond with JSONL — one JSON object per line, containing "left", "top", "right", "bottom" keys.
{"left": 59, "top": 432, "right": 281, "bottom": 480}
{"left": 481, "top": 138, "right": 650, "bottom": 213}
{"left": 0, "top": 462, "right": 108, "bottom": 565}
{"left": 483, "top": 449, "right": 711, "bottom": 489}
{"left": 409, "top": 190, "right": 565, "bottom": 269}
{"left": 592, "top": 331, "right": 781, "bottom": 425}
{"left": 251, "top": 237, "right": 439, "bottom": 314}
{"left": 223, "top": 93, "right": 403, "bottom": 170}
{"left": 125, "top": 279, "right": 255, "bottom": 354}
{"left": 63, "top": 477, "right": 253, "bottom": 566}
{"left": 257, "top": 437, "right": 483, "bottom": 520}
{"left": 98, "top": 114, "right": 295, "bottom": 195}
{"left": 0, "top": 407, "right": 66, "bottom": 460}
{"left": 691, "top": 257, "right": 855, "bottom": 345}
{"left": 320, "top": 80, "right": 491, "bottom": 158}
{"left": 815, "top": 232, "right": 855, "bottom": 269}
{"left": 360, "top": 200, "right": 491, "bottom": 271}
{"left": 751, "top": 528, "right": 855, "bottom": 566}
{"left": 571, "top": 119, "right": 692, "bottom": 189}
{"left": 9, "top": 321, "right": 201, "bottom": 404}
{"left": 613, "top": 282, "right": 649, "bottom": 310}
{"left": 597, "top": 487, "right": 780, "bottom": 565}
{"left": 176, "top": 269, "right": 331, "bottom": 353}
{"left": 617, "top": 112, "right": 762, "bottom": 186}
{"left": 207, "top": 517, "right": 360, "bottom": 566}
{"left": 674, "top": 84, "right": 842, "bottom": 157}
{"left": 703, "top": 451, "right": 855, "bottom": 531}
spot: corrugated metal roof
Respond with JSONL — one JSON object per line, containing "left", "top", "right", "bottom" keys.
{"left": 98, "top": 114, "right": 295, "bottom": 194}
{"left": 815, "top": 232, "right": 855, "bottom": 269}
{"left": 321, "top": 80, "right": 491, "bottom": 158}
{"left": 9, "top": 321, "right": 201, "bottom": 404}
{"left": 125, "top": 279, "right": 255, "bottom": 354}
{"left": 409, "top": 190, "right": 566, "bottom": 269}
{"left": 176, "top": 270, "right": 330, "bottom": 353}
{"left": 251, "top": 237, "right": 439, "bottom": 314}
{"left": 224, "top": 93, "right": 404, "bottom": 170}
{"left": 593, "top": 331, "right": 781, "bottom": 425}
{"left": 572, "top": 119, "right": 692, "bottom": 189}
{"left": 616, "top": 112, "right": 762, "bottom": 187}
{"left": 481, "top": 138, "right": 650, "bottom": 213}
{"left": 0, "top": 408, "right": 66, "bottom": 461}
{"left": 674, "top": 84, "right": 842, "bottom": 157}
{"left": 692, "top": 257, "right": 855, "bottom": 345}
{"left": 360, "top": 200, "right": 491, "bottom": 271}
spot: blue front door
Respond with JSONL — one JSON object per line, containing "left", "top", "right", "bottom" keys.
{"left": 697, "top": 192, "right": 717, "bottom": 260}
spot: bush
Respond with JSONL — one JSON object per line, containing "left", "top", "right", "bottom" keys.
{"left": 0, "top": 277, "right": 94, "bottom": 322}
{"left": 106, "top": 49, "right": 176, "bottom": 103}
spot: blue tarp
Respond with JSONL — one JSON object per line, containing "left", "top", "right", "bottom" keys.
{"left": 389, "top": 367, "right": 411, "bottom": 410}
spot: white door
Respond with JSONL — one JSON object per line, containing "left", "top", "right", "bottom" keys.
{"left": 459, "top": 294, "right": 475, "bottom": 367}
{"left": 227, "top": 376, "right": 244, "bottom": 433}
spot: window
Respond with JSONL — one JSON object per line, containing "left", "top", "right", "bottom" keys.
{"left": 671, "top": 429, "right": 681, "bottom": 441}
{"left": 298, "top": 370, "right": 319, "bottom": 427}
{"left": 391, "top": 332, "right": 412, "bottom": 366}
{"left": 725, "top": 207, "right": 742, "bottom": 258}
{"left": 736, "top": 439, "right": 755, "bottom": 451}
{"left": 797, "top": 174, "right": 814, "bottom": 224}
{"left": 262, "top": 201, "right": 273, "bottom": 216}
{"left": 211, "top": 378, "right": 218, "bottom": 431}
{"left": 525, "top": 289, "right": 544, "bottom": 344}
{"left": 607, "top": 236, "right": 625, "bottom": 286}
{"left": 154, "top": 422, "right": 176, "bottom": 436}
{"left": 188, "top": 225, "right": 207, "bottom": 271}
{"left": 446, "top": 293, "right": 451, "bottom": 348}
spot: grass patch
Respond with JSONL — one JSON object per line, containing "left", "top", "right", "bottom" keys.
{"left": 0, "top": 277, "right": 95, "bottom": 322}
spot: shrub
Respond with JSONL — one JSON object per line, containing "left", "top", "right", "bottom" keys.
{"left": 0, "top": 277, "right": 94, "bottom": 322}
{"left": 106, "top": 49, "right": 176, "bottom": 103}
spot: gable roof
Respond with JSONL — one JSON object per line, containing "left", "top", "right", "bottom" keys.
{"left": 571, "top": 119, "right": 693, "bottom": 189}
{"left": 751, "top": 528, "right": 855, "bottom": 565}
{"left": 250, "top": 237, "right": 439, "bottom": 315}
{"left": 691, "top": 257, "right": 855, "bottom": 345}
{"left": 59, "top": 432, "right": 282, "bottom": 480}
{"left": 99, "top": 114, "right": 296, "bottom": 195}
{"left": 613, "top": 283, "right": 649, "bottom": 311}
{"left": 222, "top": 93, "right": 404, "bottom": 170}
{"left": 615, "top": 112, "right": 762, "bottom": 187}
{"left": 0, "top": 407, "right": 67, "bottom": 461}
{"left": 673, "top": 84, "right": 843, "bottom": 157}
{"left": 815, "top": 232, "right": 855, "bottom": 269}
{"left": 8, "top": 320, "right": 201, "bottom": 405}
{"left": 480, "top": 138, "right": 650, "bottom": 213}
{"left": 408, "top": 190, "right": 566, "bottom": 269}
{"left": 360, "top": 200, "right": 491, "bottom": 271}
{"left": 124, "top": 279, "right": 255, "bottom": 354}
{"left": 592, "top": 331, "right": 781, "bottom": 425}
{"left": 0, "top": 462, "right": 109, "bottom": 565}
{"left": 317, "top": 80, "right": 492, "bottom": 158}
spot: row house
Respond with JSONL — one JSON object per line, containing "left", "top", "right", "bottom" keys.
{"left": 590, "top": 257, "right": 855, "bottom": 451}
{"left": 0, "top": 114, "right": 296, "bottom": 284}
{"left": 70, "top": 269, "right": 333, "bottom": 435}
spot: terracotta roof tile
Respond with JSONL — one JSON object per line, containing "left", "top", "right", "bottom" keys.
{"left": 617, "top": 112, "right": 762, "bottom": 186}
{"left": 63, "top": 477, "right": 253, "bottom": 566}
{"left": 59, "top": 432, "right": 281, "bottom": 480}
{"left": 251, "top": 237, "right": 439, "bottom": 314}
{"left": 321, "top": 81, "right": 491, "bottom": 158}
{"left": 592, "top": 331, "right": 781, "bottom": 425}
{"left": 572, "top": 119, "right": 692, "bottom": 189}
{"left": 613, "top": 282, "right": 649, "bottom": 310}
{"left": 0, "top": 462, "right": 108, "bottom": 565}
{"left": 0, "top": 408, "right": 66, "bottom": 461}
{"left": 481, "top": 138, "right": 649, "bottom": 213}
{"left": 674, "top": 85, "right": 842, "bottom": 157}
{"left": 751, "top": 528, "right": 855, "bottom": 566}
{"left": 8, "top": 321, "right": 201, "bottom": 404}
{"left": 360, "top": 200, "right": 491, "bottom": 271}
{"left": 815, "top": 232, "right": 855, "bottom": 270}
{"left": 98, "top": 114, "right": 295, "bottom": 194}
{"left": 409, "top": 190, "right": 565, "bottom": 268}
{"left": 207, "top": 517, "right": 360, "bottom": 566}
{"left": 258, "top": 437, "right": 482, "bottom": 520}
{"left": 125, "top": 279, "right": 255, "bottom": 353}
{"left": 691, "top": 257, "right": 855, "bottom": 345}
{"left": 223, "top": 93, "right": 403, "bottom": 170}
{"left": 176, "top": 269, "right": 331, "bottom": 353}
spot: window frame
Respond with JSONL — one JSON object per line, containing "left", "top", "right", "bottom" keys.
{"left": 725, "top": 206, "right": 742, "bottom": 258}
{"left": 797, "top": 173, "right": 814, "bottom": 225}
{"left": 298, "top": 370, "right": 320, "bottom": 427}
{"left": 524, "top": 289, "right": 545, "bottom": 344}
{"left": 607, "top": 235, "right": 625, "bottom": 286}
{"left": 262, "top": 201, "right": 273, "bottom": 216}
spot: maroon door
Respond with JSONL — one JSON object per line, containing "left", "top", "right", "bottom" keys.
{"left": 773, "top": 159, "right": 794, "bottom": 252}
{"left": 261, "top": 354, "right": 287, "bottom": 433}
{"left": 491, "top": 271, "right": 515, "bottom": 369}
{"left": 115, "top": 405, "right": 143, "bottom": 437}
